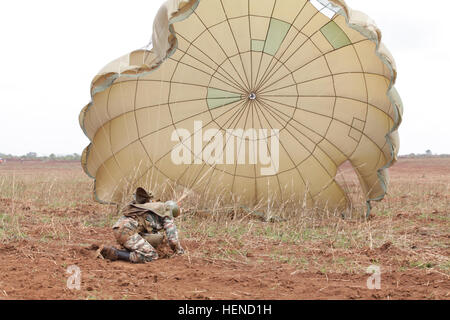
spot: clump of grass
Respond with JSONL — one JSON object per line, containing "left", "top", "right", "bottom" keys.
{"left": 0, "top": 212, "right": 28, "bottom": 242}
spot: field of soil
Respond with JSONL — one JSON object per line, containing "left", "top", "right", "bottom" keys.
{"left": 0, "top": 158, "right": 448, "bottom": 300}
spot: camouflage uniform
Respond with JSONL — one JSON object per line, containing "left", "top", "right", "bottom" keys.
{"left": 112, "top": 201, "right": 184, "bottom": 263}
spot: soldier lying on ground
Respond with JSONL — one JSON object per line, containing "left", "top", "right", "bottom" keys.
{"left": 100, "top": 187, "right": 185, "bottom": 263}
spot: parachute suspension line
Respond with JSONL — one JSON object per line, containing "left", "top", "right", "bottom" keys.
{"left": 142, "top": 40, "right": 153, "bottom": 63}
{"left": 135, "top": 37, "right": 154, "bottom": 193}
{"left": 120, "top": 73, "right": 133, "bottom": 190}
{"left": 109, "top": 7, "right": 134, "bottom": 196}
{"left": 151, "top": 45, "right": 168, "bottom": 194}
{"left": 145, "top": 40, "right": 153, "bottom": 51}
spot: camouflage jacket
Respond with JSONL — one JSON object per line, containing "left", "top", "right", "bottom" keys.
{"left": 113, "top": 201, "right": 183, "bottom": 252}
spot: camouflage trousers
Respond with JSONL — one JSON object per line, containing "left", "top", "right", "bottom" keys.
{"left": 112, "top": 217, "right": 160, "bottom": 263}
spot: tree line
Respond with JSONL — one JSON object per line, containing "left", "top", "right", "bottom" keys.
{"left": 0, "top": 152, "right": 81, "bottom": 161}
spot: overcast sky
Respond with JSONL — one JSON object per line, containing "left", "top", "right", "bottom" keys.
{"left": 1, "top": 0, "right": 449, "bottom": 156}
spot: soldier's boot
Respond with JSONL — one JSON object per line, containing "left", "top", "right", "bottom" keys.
{"left": 116, "top": 249, "right": 132, "bottom": 262}
{"left": 100, "top": 246, "right": 131, "bottom": 262}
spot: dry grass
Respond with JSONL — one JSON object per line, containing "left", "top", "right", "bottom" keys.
{"left": 0, "top": 158, "right": 448, "bottom": 276}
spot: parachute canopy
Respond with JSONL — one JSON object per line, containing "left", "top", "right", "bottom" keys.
{"left": 80, "top": 0, "right": 402, "bottom": 214}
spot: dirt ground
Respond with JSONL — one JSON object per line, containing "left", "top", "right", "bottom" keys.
{"left": 0, "top": 158, "right": 448, "bottom": 300}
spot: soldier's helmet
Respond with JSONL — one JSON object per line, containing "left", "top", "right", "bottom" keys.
{"left": 134, "top": 187, "right": 154, "bottom": 204}
{"left": 165, "top": 200, "right": 180, "bottom": 218}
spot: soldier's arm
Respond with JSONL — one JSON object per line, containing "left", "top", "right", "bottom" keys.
{"left": 162, "top": 217, "right": 184, "bottom": 254}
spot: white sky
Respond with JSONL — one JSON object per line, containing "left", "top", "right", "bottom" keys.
{"left": 0, "top": 0, "right": 449, "bottom": 156}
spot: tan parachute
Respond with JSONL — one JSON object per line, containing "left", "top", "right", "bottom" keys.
{"left": 80, "top": 0, "right": 403, "bottom": 215}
